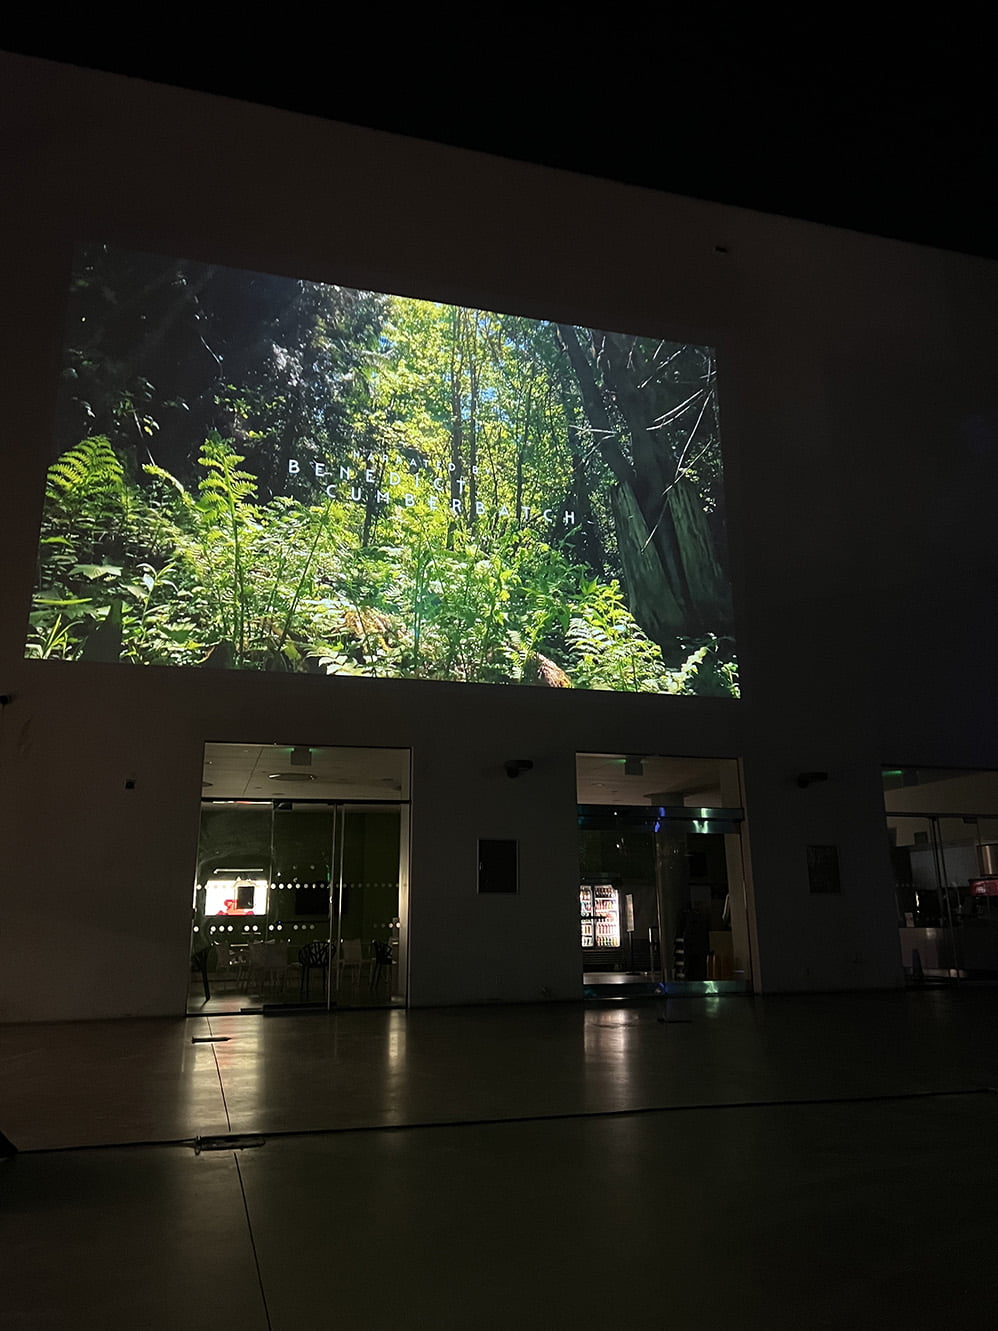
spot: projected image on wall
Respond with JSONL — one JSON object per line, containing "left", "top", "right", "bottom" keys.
{"left": 27, "top": 243, "right": 737, "bottom": 695}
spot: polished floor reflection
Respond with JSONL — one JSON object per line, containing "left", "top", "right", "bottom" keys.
{"left": 186, "top": 974, "right": 400, "bottom": 1016}
{"left": 4, "top": 992, "right": 998, "bottom": 1328}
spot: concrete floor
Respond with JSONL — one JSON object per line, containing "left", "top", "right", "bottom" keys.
{"left": 2, "top": 990, "right": 998, "bottom": 1328}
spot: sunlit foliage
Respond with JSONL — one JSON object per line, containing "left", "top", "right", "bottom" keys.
{"left": 28, "top": 247, "right": 738, "bottom": 696}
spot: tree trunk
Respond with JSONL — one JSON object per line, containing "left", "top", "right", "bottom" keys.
{"left": 447, "top": 308, "right": 464, "bottom": 548}
{"left": 467, "top": 316, "right": 478, "bottom": 527}
{"left": 556, "top": 324, "right": 733, "bottom": 648}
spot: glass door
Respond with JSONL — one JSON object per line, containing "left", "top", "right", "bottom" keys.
{"left": 328, "top": 803, "right": 405, "bottom": 1008}
{"left": 190, "top": 743, "right": 410, "bottom": 1013}
{"left": 191, "top": 800, "right": 274, "bottom": 1011}
{"left": 884, "top": 766, "right": 998, "bottom": 982}
{"left": 268, "top": 801, "right": 407, "bottom": 1010}
{"left": 270, "top": 801, "right": 338, "bottom": 1006}
{"left": 890, "top": 811, "right": 998, "bottom": 979}
{"left": 577, "top": 804, "right": 747, "bottom": 992}
{"left": 575, "top": 753, "right": 752, "bottom": 996}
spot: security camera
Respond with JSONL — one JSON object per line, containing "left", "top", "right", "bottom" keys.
{"left": 796, "top": 771, "right": 829, "bottom": 789}
{"left": 504, "top": 759, "right": 534, "bottom": 779}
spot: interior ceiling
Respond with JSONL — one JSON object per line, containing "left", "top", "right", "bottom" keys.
{"left": 576, "top": 754, "right": 730, "bottom": 807}
{"left": 204, "top": 745, "right": 731, "bottom": 807}
{"left": 202, "top": 744, "right": 409, "bottom": 802}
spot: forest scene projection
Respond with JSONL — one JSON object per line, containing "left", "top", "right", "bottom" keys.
{"left": 28, "top": 243, "right": 738, "bottom": 696}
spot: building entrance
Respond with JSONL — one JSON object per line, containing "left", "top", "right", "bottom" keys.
{"left": 884, "top": 766, "right": 998, "bottom": 981}
{"left": 576, "top": 753, "right": 752, "bottom": 996}
{"left": 189, "top": 743, "right": 409, "bottom": 1014}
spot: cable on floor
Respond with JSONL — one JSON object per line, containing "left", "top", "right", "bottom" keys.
{"left": 204, "top": 1015, "right": 232, "bottom": 1137}
{"left": 234, "top": 1151, "right": 273, "bottom": 1331}
{"left": 14, "top": 1084, "right": 997, "bottom": 1155}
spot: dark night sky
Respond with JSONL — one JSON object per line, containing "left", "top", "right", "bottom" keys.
{"left": 4, "top": 12, "right": 995, "bottom": 260}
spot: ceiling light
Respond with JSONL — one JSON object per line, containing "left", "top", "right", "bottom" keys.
{"left": 269, "top": 772, "right": 316, "bottom": 782}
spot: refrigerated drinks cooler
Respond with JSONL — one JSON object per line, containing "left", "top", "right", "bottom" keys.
{"left": 580, "top": 884, "right": 621, "bottom": 949}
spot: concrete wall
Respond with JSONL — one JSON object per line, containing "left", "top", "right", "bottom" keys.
{"left": 2, "top": 53, "right": 997, "bottom": 1019}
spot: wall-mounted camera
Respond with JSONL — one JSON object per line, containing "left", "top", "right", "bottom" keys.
{"left": 504, "top": 759, "right": 534, "bottom": 779}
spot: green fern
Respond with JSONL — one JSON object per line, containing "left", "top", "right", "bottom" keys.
{"left": 46, "top": 435, "right": 125, "bottom": 506}
{"left": 196, "top": 433, "right": 258, "bottom": 514}
{"left": 195, "top": 433, "right": 259, "bottom": 660}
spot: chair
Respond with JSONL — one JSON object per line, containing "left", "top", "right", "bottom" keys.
{"left": 370, "top": 940, "right": 393, "bottom": 991}
{"left": 338, "top": 938, "right": 371, "bottom": 989}
{"left": 229, "top": 944, "right": 252, "bottom": 989}
{"left": 210, "top": 942, "right": 238, "bottom": 991}
{"left": 299, "top": 940, "right": 333, "bottom": 998}
{"left": 281, "top": 941, "right": 302, "bottom": 992}
{"left": 243, "top": 942, "right": 266, "bottom": 994}
{"left": 246, "top": 941, "right": 289, "bottom": 995}
{"left": 190, "top": 946, "right": 212, "bottom": 1002}
{"left": 191, "top": 941, "right": 239, "bottom": 1000}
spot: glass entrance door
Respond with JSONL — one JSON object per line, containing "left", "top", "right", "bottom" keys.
{"left": 190, "top": 743, "right": 409, "bottom": 1013}
{"left": 884, "top": 766, "right": 998, "bottom": 982}
{"left": 578, "top": 804, "right": 747, "bottom": 989}
{"left": 890, "top": 810, "right": 998, "bottom": 980}
{"left": 191, "top": 800, "right": 274, "bottom": 1009}
{"left": 330, "top": 804, "right": 407, "bottom": 1005}
{"left": 268, "top": 801, "right": 405, "bottom": 1009}
{"left": 270, "top": 800, "right": 338, "bottom": 1007}
{"left": 575, "top": 752, "right": 752, "bottom": 996}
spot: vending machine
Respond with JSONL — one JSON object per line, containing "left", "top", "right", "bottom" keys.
{"left": 579, "top": 883, "right": 621, "bottom": 949}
